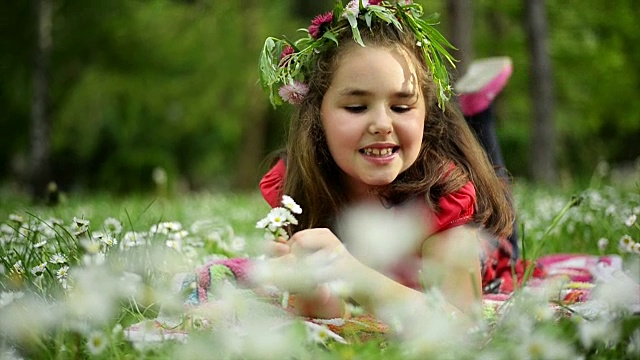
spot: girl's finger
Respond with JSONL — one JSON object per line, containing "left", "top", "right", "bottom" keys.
{"left": 289, "top": 228, "right": 338, "bottom": 254}
{"left": 264, "top": 240, "right": 290, "bottom": 257}
{"left": 275, "top": 236, "right": 288, "bottom": 244}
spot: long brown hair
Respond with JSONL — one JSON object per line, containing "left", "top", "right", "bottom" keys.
{"left": 281, "top": 21, "right": 514, "bottom": 238}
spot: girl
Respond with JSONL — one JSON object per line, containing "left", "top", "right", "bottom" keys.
{"left": 257, "top": 1, "right": 516, "bottom": 320}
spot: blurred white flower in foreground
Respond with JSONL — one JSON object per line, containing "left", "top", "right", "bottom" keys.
{"left": 625, "top": 213, "right": 637, "bottom": 227}
{"left": 336, "top": 203, "right": 424, "bottom": 269}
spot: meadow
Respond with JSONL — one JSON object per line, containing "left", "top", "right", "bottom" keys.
{"left": 0, "top": 170, "right": 639, "bottom": 359}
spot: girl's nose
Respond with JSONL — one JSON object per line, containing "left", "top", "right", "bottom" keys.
{"left": 368, "top": 107, "right": 393, "bottom": 135}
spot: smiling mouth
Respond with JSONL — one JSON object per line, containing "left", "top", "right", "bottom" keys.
{"left": 360, "top": 147, "right": 399, "bottom": 157}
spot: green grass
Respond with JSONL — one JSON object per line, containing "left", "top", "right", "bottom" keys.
{"left": 2, "top": 180, "right": 636, "bottom": 257}
{"left": 0, "top": 181, "right": 638, "bottom": 359}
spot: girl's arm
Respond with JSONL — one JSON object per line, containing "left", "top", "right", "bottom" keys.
{"left": 419, "top": 225, "right": 483, "bottom": 313}
{"left": 284, "top": 227, "right": 482, "bottom": 320}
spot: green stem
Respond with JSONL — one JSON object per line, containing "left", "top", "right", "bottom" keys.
{"left": 522, "top": 194, "right": 583, "bottom": 284}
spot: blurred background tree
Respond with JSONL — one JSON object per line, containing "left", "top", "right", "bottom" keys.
{"left": 0, "top": 0, "right": 638, "bottom": 200}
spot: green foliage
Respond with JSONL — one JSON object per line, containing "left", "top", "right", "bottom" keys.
{"left": 1, "top": 0, "right": 296, "bottom": 193}
{"left": 1, "top": 0, "right": 639, "bottom": 192}
{"left": 50, "top": 0, "right": 295, "bottom": 192}
{"left": 417, "top": 0, "right": 640, "bottom": 181}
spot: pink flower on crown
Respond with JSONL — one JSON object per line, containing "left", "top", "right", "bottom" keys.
{"left": 344, "top": 1, "right": 383, "bottom": 18}
{"left": 308, "top": 11, "right": 333, "bottom": 39}
{"left": 279, "top": 45, "right": 294, "bottom": 67}
{"left": 278, "top": 81, "right": 309, "bottom": 105}
{"left": 345, "top": 0, "right": 363, "bottom": 16}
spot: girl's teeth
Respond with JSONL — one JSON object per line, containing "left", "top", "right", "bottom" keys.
{"left": 364, "top": 148, "right": 393, "bottom": 156}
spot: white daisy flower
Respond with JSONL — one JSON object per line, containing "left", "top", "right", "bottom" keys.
{"left": 73, "top": 217, "right": 90, "bottom": 228}
{"left": 625, "top": 214, "right": 637, "bottom": 227}
{"left": 50, "top": 253, "right": 68, "bottom": 264}
{"left": 102, "top": 234, "right": 118, "bottom": 248}
{"left": 86, "top": 331, "right": 108, "bottom": 355}
{"left": 12, "top": 261, "right": 24, "bottom": 275}
{"left": 281, "top": 195, "right": 302, "bottom": 214}
{"left": 17, "top": 225, "right": 30, "bottom": 239}
{"left": 47, "top": 217, "right": 64, "bottom": 226}
{"left": 103, "top": 217, "right": 123, "bottom": 234}
{"left": 121, "top": 231, "right": 146, "bottom": 249}
{"left": 166, "top": 239, "right": 182, "bottom": 251}
{"left": 31, "top": 262, "right": 47, "bottom": 276}
{"left": 151, "top": 221, "right": 182, "bottom": 234}
{"left": 56, "top": 266, "right": 69, "bottom": 281}
{"left": 579, "top": 318, "right": 619, "bottom": 349}
{"left": 256, "top": 217, "right": 270, "bottom": 229}
{"left": 597, "top": 238, "right": 609, "bottom": 252}
{"left": 619, "top": 235, "right": 634, "bottom": 253}
{"left": 8, "top": 214, "right": 24, "bottom": 223}
{"left": 305, "top": 322, "right": 347, "bottom": 345}
{"left": 168, "top": 229, "right": 189, "bottom": 241}
{"left": 81, "top": 239, "right": 102, "bottom": 255}
{"left": 229, "top": 237, "right": 246, "bottom": 253}
{"left": 267, "top": 207, "right": 291, "bottom": 229}
{"left": 0, "top": 291, "right": 24, "bottom": 308}
{"left": 605, "top": 205, "right": 616, "bottom": 216}
{"left": 0, "top": 224, "right": 14, "bottom": 235}
{"left": 33, "top": 238, "right": 47, "bottom": 248}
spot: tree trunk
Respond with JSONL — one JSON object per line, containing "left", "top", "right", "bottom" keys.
{"left": 233, "top": 0, "right": 270, "bottom": 190}
{"left": 233, "top": 84, "right": 269, "bottom": 190}
{"left": 446, "top": 0, "right": 474, "bottom": 76}
{"left": 525, "top": 0, "right": 557, "bottom": 184}
{"left": 29, "top": 0, "right": 53, "bottom": 200}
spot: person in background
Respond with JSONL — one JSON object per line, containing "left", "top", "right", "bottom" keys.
{"left": 456, "top": 56, "right": 520, "bottom": 260}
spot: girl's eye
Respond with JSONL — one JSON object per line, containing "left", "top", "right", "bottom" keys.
{"left": 391, "top": 105, "right": 412, "bottom": 113}
{"left": 344, "top": 105, "right": 367, "bottom": 113}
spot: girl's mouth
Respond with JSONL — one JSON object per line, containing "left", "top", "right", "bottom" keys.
{"left": 360, "top": 146, "right": 399, "bottom": 157}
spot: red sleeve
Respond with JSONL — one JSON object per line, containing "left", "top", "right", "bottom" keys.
{"left": 259, "top": 158, "right": 286, "bottom": 208}
{"left": 431, "top": 180, "right": 476, "bottom": 234}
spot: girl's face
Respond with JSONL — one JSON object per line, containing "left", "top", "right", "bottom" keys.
{"left": 320, "top": 45, "right": 426, "bottom": 201}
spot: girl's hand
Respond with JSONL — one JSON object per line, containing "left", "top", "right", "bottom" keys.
{"left": 287, "top": 228, "right": 357, "bottom": 283}
{"left": 260, "top": 228, "right": 357, "bottom": 292}
{"left": 282, "top": 228, "right": 355, "bottom": 319}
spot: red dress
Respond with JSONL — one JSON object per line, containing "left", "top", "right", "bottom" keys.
{"left": 259, "top": 159, "right": 522, "bottom": 293}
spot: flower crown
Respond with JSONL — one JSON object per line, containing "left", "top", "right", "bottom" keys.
{"left": 259, "top": 0, "right": 456, "bottom": 109}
